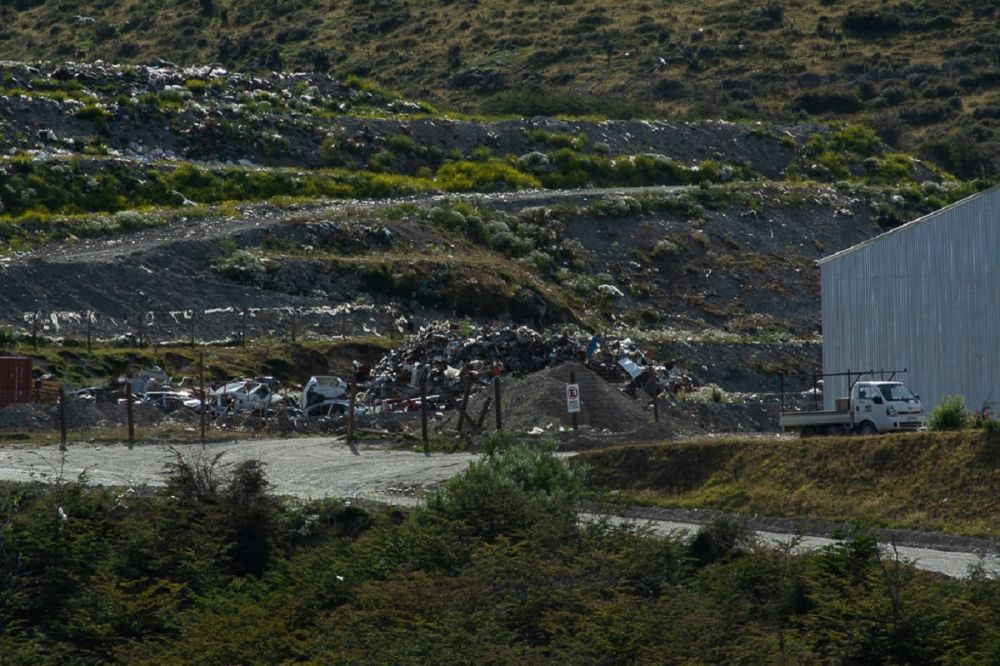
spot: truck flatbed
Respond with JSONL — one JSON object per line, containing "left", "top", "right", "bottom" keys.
{"left": 778, "top": 410, "right": 851, "bottom": 428}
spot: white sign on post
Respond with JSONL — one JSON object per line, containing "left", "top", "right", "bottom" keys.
{"left": 566, "top": 383, "right": 581, "bottom": 413}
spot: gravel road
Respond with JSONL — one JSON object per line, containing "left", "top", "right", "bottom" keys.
{"left": 0, "top": 437, "right": 477, "bottom": 504}
{"left": 2, "top": 437, "right": 995, "bottom": 579}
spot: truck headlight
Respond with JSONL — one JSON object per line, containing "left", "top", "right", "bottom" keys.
{"left": 887, "top": 406, "right": 897, "bottom": 416}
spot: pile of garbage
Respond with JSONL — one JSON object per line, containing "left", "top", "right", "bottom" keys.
{"left": 363, "top": 324, "right": 699, "bottom": 407}
{"left": 365, "top": 325, "right": 582, "bottom": 403}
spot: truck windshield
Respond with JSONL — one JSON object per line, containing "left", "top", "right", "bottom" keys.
{"left": 879, "top": 384, "right": 916, "bottom": 401}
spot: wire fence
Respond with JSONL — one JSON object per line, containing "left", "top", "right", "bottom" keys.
{"left": 0, "top": 368, "right": 693, "bottom": 449}
{"left": 11, "top": 303, "right": 405, "bottom": 347}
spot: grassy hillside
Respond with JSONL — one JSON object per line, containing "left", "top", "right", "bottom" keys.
{"left": 2, "top": 0, "right": 999, "bottom": 175}
{"left": 580, "top": 430, "right": 1000, "bottom": 536}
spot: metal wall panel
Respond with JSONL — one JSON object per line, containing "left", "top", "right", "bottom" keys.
{"left": 0, "top": 356, "right": 33, "bottom": 409}
{"left": 820, "top": 186, "right": 1000, "bottom": 413}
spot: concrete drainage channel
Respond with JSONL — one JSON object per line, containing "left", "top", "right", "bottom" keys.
{"left": 0, "top": 437, "right": 995, "bottom": 580}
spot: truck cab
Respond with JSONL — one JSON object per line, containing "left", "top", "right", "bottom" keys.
{"left": 851, "top": 381, "right": 924, "bottom": 434}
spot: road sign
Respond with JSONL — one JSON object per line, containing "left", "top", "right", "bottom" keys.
{"left": 566, "top": 383, "right": 581, "bottom": 413}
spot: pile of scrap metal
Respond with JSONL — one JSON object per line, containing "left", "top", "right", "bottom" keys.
{"left": 363, "top": 325, "right": 585, "bottom": 407}
{"left": 211, "top": 376, "right": 293, "bottom": 416}
{"left": 589, "top": 338, "right": 697, "bottom": 396}
{"left": 361, "top": 324, "right": 699, "bottom": 408}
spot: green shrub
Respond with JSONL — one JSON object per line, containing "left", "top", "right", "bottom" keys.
{"left": 387, "top": 133, "right": 416, "bottom": 154}
{"left": 829, "top": 124, "right": 882, "bottom": 156}
{"left": 874, "top": 153, "right": 915, "bottom": 183}
{"left": 185, "top": 78, "right": 208, "bottom": 95}
{"left": 74, "top": 103, "right": 112, "bottom": 125}
{"left": 426, "top": 436, "right": 580, "bottom": 538}
{"left": 435, "top": 159, "right": 541, "bottom": 192}
{"left": 215, "top": 248, "right": 268, "bottom": 285}
{"left": 927, "top": 395, "right": 969, "bottom": 431}
{"left": 651, "top": 238, "right": 686, "bottom": 257}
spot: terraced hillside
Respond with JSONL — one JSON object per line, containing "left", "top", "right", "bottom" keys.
{"left": 2, "top": 1, "right": 999, "bottom": 178}
{"left": 0, "top": 60, "right": 988, "bottom": 418}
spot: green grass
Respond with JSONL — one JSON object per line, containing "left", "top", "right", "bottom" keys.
{"left": 579, "top": 431, "right": 1000, "bottom": 537}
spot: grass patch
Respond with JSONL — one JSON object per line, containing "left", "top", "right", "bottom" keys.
{"left": 579, "top": 431, "right": 1000, "bottom": 536}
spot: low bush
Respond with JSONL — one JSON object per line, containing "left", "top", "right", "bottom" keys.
{"left": 426, "top": 436, "right": 580, "bottom": 538}
{"left": 927, "top": 395, "right": 969, "bottom": 431}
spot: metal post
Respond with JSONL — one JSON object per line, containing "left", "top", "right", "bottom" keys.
{"left": 199, "top": 352, "right": 206, "bottom": 447}
{"left": 779, "top": 373, "right": 785, "bottom": 411}
{"left": 494, "top": 376, "right": 502, "bottom": 432}
{"left": 86, "top": 311, "right": 92, "bottom": 352}
{"left": 570, "top": 370, "right": 578, "bottom": 431}
{"left": 58, "top": 385, "right": 67, "bottom": 451}
{"left": 653, "top": 388, "right": 660, "bottom": 423}
{"left": 31, "top": 312, "right": 38, "bottom": 350}
{"left": 421, "top": 375, "right": 429, "bottom": 451}
{"left": 190, "top": 311, "right": 196, "bottom": 348}
{"left": 242, "top": 309, "right": 248, "bottom": 347}
{"left": 457, "top": 378, "right": 471, "bottom": 433}
{"left": 347, "top": 380, "right": 356, "bottom": 439}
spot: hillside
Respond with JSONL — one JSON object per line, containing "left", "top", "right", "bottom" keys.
{"left": 1, "top": 0, "right": 999, "bottom": 177}
{"left": 0, "top": 57, "right": 988, "bottom": 423}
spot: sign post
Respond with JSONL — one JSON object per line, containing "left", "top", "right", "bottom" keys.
{"left": 567, "top": 373, "right": 580, "bottom": 431}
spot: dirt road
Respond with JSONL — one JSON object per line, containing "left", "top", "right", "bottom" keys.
{"left": 0, "top": 437, "right": 477, "bottom": 504}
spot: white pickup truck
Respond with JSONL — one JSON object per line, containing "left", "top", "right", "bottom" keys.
{"left": 779, "top": 380, "right": 924, "bottom": 436}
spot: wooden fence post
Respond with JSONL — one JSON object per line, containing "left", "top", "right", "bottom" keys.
{"left": 59, "top": 385, "right": 67, "bottom": 451}
{"left": 199, "top": 352, "right": 206, "bottom": 447}
{"left": 86, "top": 311, "right": 93, "bottom": 352}
{"left": 347, "top": 380, "right": 356, "bottom": 439}
{"left": 570, "top": 370, "right": 578, "bottom": 431}
{"left": 421, "top": 375, "right": 429, "bottom": 452}
{"left": 494, "top": 376, "right": 502, "bottom": 432}
{"left": 457, "top": 378, "right": 472, "bottom": 434}
{"left": 126, "top": 371, "right": 135, "bottom": 449}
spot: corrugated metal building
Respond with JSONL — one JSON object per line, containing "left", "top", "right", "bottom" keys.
{"left": 820, "top": 185, "right": 1000, "bottom": 413}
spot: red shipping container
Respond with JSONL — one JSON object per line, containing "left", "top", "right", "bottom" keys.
{"left": 0, "top": 357, "right": 32, "bottom": 409}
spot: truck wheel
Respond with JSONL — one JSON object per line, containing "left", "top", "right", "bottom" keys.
{"left": 857, "top": 421, "right": 877, "bottom": 436}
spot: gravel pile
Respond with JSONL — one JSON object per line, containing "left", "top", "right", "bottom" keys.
{"left": 454, "top": 362, "right": 650, "bottom": 434}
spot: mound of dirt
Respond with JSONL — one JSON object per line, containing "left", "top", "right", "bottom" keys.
{"left": 457, "top": 362, "right": 652, "bottom": 434}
